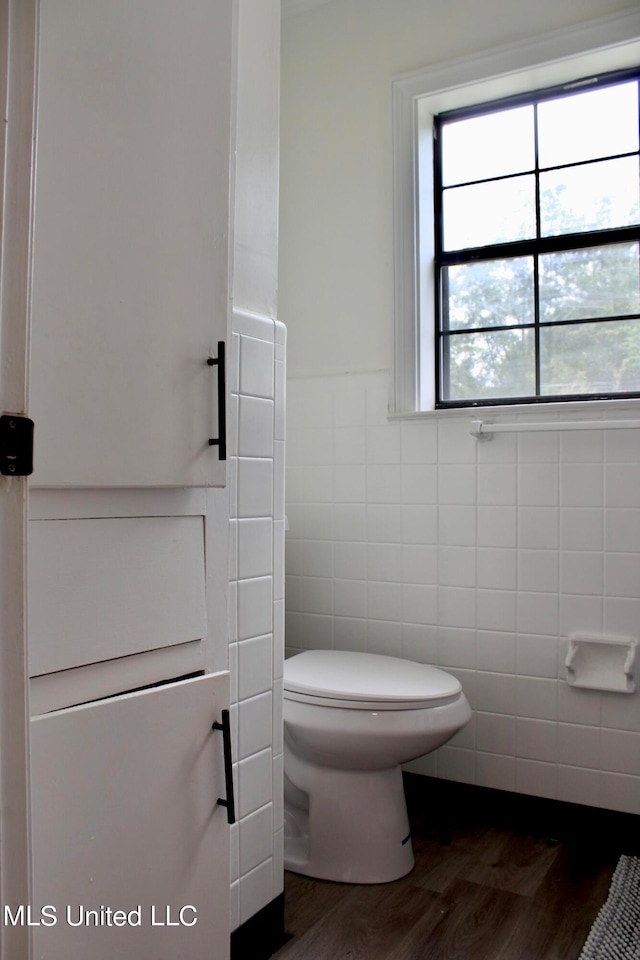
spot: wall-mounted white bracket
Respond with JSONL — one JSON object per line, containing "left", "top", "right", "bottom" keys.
{"left": 469, "top": 420, "right": 494, "bottom": 441}
{"left": 565, "top": 635, "right": 638, "bottom": 693}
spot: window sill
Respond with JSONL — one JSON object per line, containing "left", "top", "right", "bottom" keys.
{"left": 388, "top": 395, "right": 640, "bottom": 423}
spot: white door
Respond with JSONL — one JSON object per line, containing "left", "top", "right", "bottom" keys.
{"left": 30, "top": 0, "right": 233, "bottom": 487}
{"left": 30, "top": 673, "right": 231, "bottom": 960}
{"left": 0, "top": 2, "right": 37, "bottom": 958}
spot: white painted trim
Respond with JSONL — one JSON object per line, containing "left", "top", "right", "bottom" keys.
{"left": 0, "top": 1, "right": 38, "bottom": 956}
{"left": 391, "top": 8, "right": 640, "bottom": 415}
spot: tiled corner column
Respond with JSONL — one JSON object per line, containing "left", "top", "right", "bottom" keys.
{"left": 227, "top": 309, "right": 285, "bottom": 930}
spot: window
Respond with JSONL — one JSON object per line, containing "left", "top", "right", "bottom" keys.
{"left": 391, "top": 15, "right": 640, "bottom": 414}
{"left": 434, "top": 69, "right": 640, "bottom": 408}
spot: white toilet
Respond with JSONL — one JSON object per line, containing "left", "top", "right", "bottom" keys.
{"left": 283, "top": 649, "right": 471, "bottom": 884}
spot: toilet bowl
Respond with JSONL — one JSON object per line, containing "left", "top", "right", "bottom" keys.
{"left": 283, "top": 650, "right": 471, "bottom": 884}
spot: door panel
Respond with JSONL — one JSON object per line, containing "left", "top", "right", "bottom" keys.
{"left": 29, "top": 516, "right": 207, "bottom": 676}
{"left": 30, "top": 0, "right": 232, "bottom": 487}
{"left": 30, "top": 672, "right": 231, "bottom": 960}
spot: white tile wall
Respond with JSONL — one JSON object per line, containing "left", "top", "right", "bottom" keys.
{"left": 229, "top": 311, "right": 285, "bottom": 930}
{"left": 285, "top": 369, "right": 640, "bottom": 816}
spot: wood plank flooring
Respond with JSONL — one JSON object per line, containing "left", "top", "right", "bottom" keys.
{"left": 271, "top": 776, "right": 628, "bottom": 960}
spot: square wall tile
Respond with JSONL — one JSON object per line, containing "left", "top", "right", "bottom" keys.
{"left": 366, "top": 424, "right": 401, "bottom": 464}
{"left": 238, "top": 692, "right": 272, "bottom": 759}
{"left": 560, "top": 552, "right": 603, "bottom": 596}
{"left": 402, "top": 545, "right": 437, "bottom": 585}
{"left": 367, "top": 504, "right": 402, "bottom": 542}
{"left": 518, "top": 550, "right": 559, "bottom": 594}
{"left": 238, "top": 519, "right": 273, "bottom": 580}
{"left": 476, "top": 713, "right": 516, "bottom": 755}
{"left": 561, "top": 508, "right": 603, "bottom": 551}
{"left": 605, "top": 553, "right": 640, "bottom": 599}
{"left": 439, "top": 464, "right": 476, "bottom": 505}
{"left": 561, "top": 463, "right": 603, "bottom": 507}
{"left": 334, "top": 616, "right": 367, "bottom": 651}
{"left": 237, "top": 576, "right": 273, "bottom": 641}
{"left": 516, "top": 634, "right": 558, "bottom": 679}
{"left": 518, "top": 507, "right": 559, "bottom": 550}
{"left": 240, "top": 336, "right": 274, "bottom": 399}
{"left": 367, "top": 465, "right": 402, "bottom": 503}
{"left": 517, "top": 430, "right": 559, "bottom": 464}
{"left": 515, "top": 718, "right": 557, "bottom": 762}
{"left": 239, "top": 859, "right": 273, "bottom": 926}
{"left": 477, "top": 507, "right": 516, "bottom": 548}
{"left": 518, "top": 464, "right": 559, "bottom": 507}
{"left": 367, "top": 581, "right": 402, "bottom": 621}
{"left": 560, "top": 429, "right": 603, "bottom": 463}
{"left": 557, "top": 723, "right": 600, "bottom": 768}
{"left": 476, "top": 753, "right": 516, "bottom": 792}
{"left": 402, "top": 583, "right": 437, "bottom": 626}
{"left": 401, "top": 420, "right": 438, "bottom": 464}
{"left": 237, "top": 748, "right": 272, "bottom": 818}
{"left": 366, "top": 543, "right": 402, "bottom": 582}
{"left": 436, "top": 747, "right": 476, "bottom": 784}
{"left": 476, "top": 672, "right": 516, "bottom": 715}
{"left": 477, "top": 548, "right": 516, "bottom": 591}
{"left": 238, "top": 396, "right": 274, "bottom": 458}
{"left": 517, "top": 593, "right": 558, "bottom": 637}
{"left": 605, "top": 464, "right": 640, "bottom": 507}
{"left": 401, "top": 465, "right": 438, "bottom": 504}
{"left": 238, "top": 634, "right": 273, "bottom": 701}
{"left": 601, "top": 728, "right": 640, "bottom": 775}
{"left": 238, "top": 803, "right": 273, "bottom": 876}
{"left": 515, "top": 759, "right": 558, "bottom": 800}
{"left": 478, "top": 464, "right": 516, "bottom": 506}
{"left": 238, "top": 458, "right": 274, "bottom": 518}
{"left": 438, "top": 506, "right": 475, "bottom": 546}
{"left": 437, "top": 419, "right": 477, "bottom": 464}
{"left": 515, "top": 677, "right": 557, "bottom": 721}
{"left": 606, "top": 509, "right": 640, "bottom": 552}
{"left": 437, "top": 626, "right": 476, "bottom": 667}
{"left": 438, "top": 588, "right": 476, "bottom": 630}
{"left": 477, "top": 631, "right": 516, "bottom": 673}
{"left": 477, "top": 590, "right": 517, "bottom": 633}
{"left": 334, "top": 465, "right": 366, "bottom": 502}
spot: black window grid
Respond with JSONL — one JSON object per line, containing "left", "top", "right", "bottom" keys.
{"left": 433, "top": 66, "right": 640, "bottom": 409}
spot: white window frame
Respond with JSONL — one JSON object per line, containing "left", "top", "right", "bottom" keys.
{"left": 391, "top": 9, "right": 640, "bottom": 416}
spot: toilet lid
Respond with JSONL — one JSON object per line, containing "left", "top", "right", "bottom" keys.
{"left": 283, "top": 650, "right": 461, "bottom": 709}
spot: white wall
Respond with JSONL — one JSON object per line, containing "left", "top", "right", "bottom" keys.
{"left": 280, "top": 0, "right": 640, "bottom": 816}
{"left": 280, "top": 0, "right": 639, "bottom": 377}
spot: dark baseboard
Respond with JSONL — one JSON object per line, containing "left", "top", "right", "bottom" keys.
{"left": 230, "top": 892, "right": 288, "bottom": 960}
{"left": 403, "top": 772, "right": 640, "bottom": 856}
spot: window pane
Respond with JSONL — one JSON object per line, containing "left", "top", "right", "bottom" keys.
{"left": 540, "top": 319, "right": 640, "bottom": 395}
{"left": 540, "top": 243, "right": 640, "bottom": 323}
{"left": 441, "top": 106, "right": 534, "bottom": 186}
{"left": 540, "top": 156, "right": 640, "bottom": 236}
{"left": 445, "top": 257, "right": 534, "bottom": 330}
{"left": 538, "top": 81, "right": 639, "bottom": 168}
{"left": 444, "top": 328, "right": 535, "bottom": 401}
{"left": 443, "top": 175, "right": 536, "bottom": 250}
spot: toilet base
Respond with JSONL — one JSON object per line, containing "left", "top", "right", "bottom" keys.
{"left": 284, "top": 752, "right": 415, "bottom": 884}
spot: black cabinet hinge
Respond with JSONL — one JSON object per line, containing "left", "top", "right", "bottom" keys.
{"left": 0, "top": 415, "right": 34, "bottom": 476}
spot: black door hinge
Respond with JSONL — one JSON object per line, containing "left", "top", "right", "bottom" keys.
{"left": 0, "top": 415, "right": 34, "bottom": 476}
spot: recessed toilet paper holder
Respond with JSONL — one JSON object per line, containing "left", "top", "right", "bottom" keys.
{"left": 565, "top": 635, "right": 638, "bottom": 694}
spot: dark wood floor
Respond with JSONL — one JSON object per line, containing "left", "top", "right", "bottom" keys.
{"left": 271, "top": 776, "right": 633, "bottom": 960}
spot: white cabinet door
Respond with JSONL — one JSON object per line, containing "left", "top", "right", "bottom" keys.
{"left": 30, "top": 672, "right": 232, "bottom": 960}
{"left": 30, "top": 0, "right": 232, "bottom": 487}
